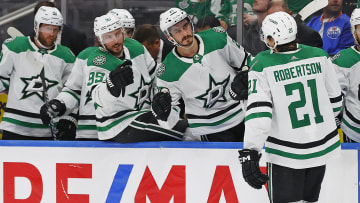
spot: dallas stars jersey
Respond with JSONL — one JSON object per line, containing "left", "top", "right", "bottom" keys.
{"left": 332, "top": 46, "right": 360, "bottom": 142}
{"left": 244, "top": 44, "right": 342, "bottom": 169}
{"left": 156, "top": 27, "right": 248, "bottom": 136}
{"left": 0, "top": 36, "right": 75, "bottom": 137}
{"left": 86, "top": 39, "right": 156, "bottom": 140}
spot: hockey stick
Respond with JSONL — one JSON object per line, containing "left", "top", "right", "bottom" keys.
{"left": 7, "top": 26, "right": 24, "bottom": 38}
{"left": 26, "top": 50, "right": 59, "bottom": 140}
{"left": 296, "top": 0, "right": 328, "bottom": 21}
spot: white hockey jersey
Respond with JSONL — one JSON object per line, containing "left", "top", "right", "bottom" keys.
{"left": 244, "top": 44, "right": 342, "bottom": 169}
{"left": 58, "top": 38, "right": 156, "bottom": 140}
{"left": 156, "top": 27, "right": 248, "bottom": 136}
{"left": 0, "top": 36, "right": 75, "bottom": 137}
{"left": 332, "top": 46, "right": 360, "bottom": 141}
{"left": 90, "top": 39, "right": 158, "bottom": 140}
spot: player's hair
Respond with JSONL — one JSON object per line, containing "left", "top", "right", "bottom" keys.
{"left": 275, "top": 40, "right": 298, "bottom": 52}
{"left": 34, "top": 1, "right": 56, "bottom": 15}
{"left": 133, "top": 24, "right": 160, "bottom": 44}
{"left": 196, "top": 16, "right": 221, "bottom": 30}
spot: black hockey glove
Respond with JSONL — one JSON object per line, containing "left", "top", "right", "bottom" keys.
{"left": 152, "top": 89, "right": 172, "bottom": 121}
{"left": 238, "top": 149, "right": 268, "bottom": 189}
{"left": 229, "top": 66, "right": 249, "bottom": 101}
{"left": 40, "top": 99, "right": 66, "bottom": 125}
{"left": 56, "top": 115, "right": 77, "bottom": 140}
{"left": 106, "top": 60, "right": 134, "bottom": 97}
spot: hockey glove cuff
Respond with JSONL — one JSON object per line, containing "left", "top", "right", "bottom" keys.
{"left": 40, "top": 99, "right": 66, "bottom": 125}
{"left": 238, "top": 149, "right": 268, "bottom": 189}
{"left": 229, "top": 66, "right": 249, "bottom": 101}
{"left": 57, "top": 115, "right": 77, "bottom": 140}
{"left": 152, "top": 89, "right": 172, "bottom": 121}
{"left": 106, "top": 60, "right": 134, "bottom": 97}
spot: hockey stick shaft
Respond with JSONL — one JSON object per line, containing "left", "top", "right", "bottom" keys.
{"left": 7, "top": 26, "right": 24, "bottom": 38}
{"left": 25, "top": 51, "right": 58, "bottom": 140}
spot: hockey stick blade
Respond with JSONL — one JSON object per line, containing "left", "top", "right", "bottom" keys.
{"left": 7, "top": 27, "right": 24, "bottom": 38}
{"left": 25, "top": 51, "right": 59, "bottom": 140}
{"left": 298, "top": 0, "right": 328, "bottom": 21}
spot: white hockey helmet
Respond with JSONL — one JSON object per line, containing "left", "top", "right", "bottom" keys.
{"left": 94, "top": 13, "right": 124, "bottom": 47}
{"left": 34, "top": 6, "right": 63, "bottom": 46}
{"left": 108, "top": 9, "right": 135, "bottom": 38}
{"left": 159, "top": 7, "right": 193, "bottom": 46}
{"left": 261, "top": 11, "right": 297, "bottom": 49}
{"left": 350, "top": 8, "right": 360, "bottom": 44}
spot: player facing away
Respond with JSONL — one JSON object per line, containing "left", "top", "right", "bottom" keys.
{"left": 238, "top": 11, "right": 342, "bottom": 203}
{"left": 152, "top": 8, "right": 250, "bottom": 142}
{"left": 0, "top": 6, "right": 75, "bottom": 140}
{"left": 332, "top": 8, "right": 360, "bottom": 143}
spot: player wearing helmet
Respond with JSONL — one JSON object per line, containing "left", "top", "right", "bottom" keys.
{"left": 40, "top": 13, "right": 185, "bottom": 142}
{"left": 153, "top": 8, "right": 250, "bottom": 142}
{"left": 0, "top": 6, "right": 75, "bottom": 140}
{"left": 238, "top": 11, "right": 342, "bottom": 203}
{"left": 108, "top": 9, "right": 136, "bottom": 38}
{"left": 332, "top": 8, "right": 360, "bottom": 143}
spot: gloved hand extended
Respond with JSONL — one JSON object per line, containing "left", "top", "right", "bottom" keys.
{"left": 238, "top": 149, "right": 268, "bottom": 189}
{"left": 152, "top": 89, "right": 172, "bottom": 121}
{"left": 229, "top": 66, "right": 249, "bottom": 100}
{"left": 106, "top": 60, "right": 134, "bottom": 97}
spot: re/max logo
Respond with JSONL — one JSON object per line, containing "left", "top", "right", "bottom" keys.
{"left": 3, "top": 162, "right": 259, "bottom": 203}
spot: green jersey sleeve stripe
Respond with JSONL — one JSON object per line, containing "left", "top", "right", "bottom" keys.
{"left": 97, "top": 111, "right": 147, "bottom": 132}
{"left": 265, "top": 140, "right": 340, "bottom": 160}
{"left": 77, "top": 125, "right": 97, "bottom": 130}
{"left": 63, "top": 90, "right": 80, "bottom": 104}
{"left": 131, "top": 121, "right": 183, "bottom": 139}
{"left": 342, "top": 118, "right": 360, "bottom": 133}
{"left": 245, "top": 112, "right": 272, "bottom": 122}
{"left": 188, "top": 108, "right": 242, "bottom": 128}
{"left": 2, "top": 117, "right": 48, "bottom": 128}
{"left": 333, "top": 107, "right": 342, "bottom": 113}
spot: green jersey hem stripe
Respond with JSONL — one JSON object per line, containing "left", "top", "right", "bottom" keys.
{"left": 188, "top": 108, "right": 242, "bottom": 128}
{"left": 265, "top": 140, "right": 340, "bottom": 160}
{"left": 63, "top": 90, "right": 80, "bottom": 104}
{"left": 245, "top": 112, "right": 272, "bottom": 122}
{"left": 77, "top": 125, "right": 97, "bottom": 130}
{"left": 2, "top": 117, "right": 49, "bottom": 128}
{"left": 342, "top": 118, "right": 360, "bottom": 133}
{"left": 97, "top": 111, "right": 147, "bottom": 132}
{"left": 333, "top": 107, "right": 342, "bottom": 113}
{"left": 131, "top": 121, "right": 182, "bottom": 139}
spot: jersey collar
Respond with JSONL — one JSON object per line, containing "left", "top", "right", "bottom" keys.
{"left": 172, "top": 34, "right": 204, "bottom": 64}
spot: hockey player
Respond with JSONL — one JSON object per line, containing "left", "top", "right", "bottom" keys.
{"left": 152, "top": 8, "right": 249, "bottom": 142}
{"left": 108, "top": 9, "right": 136, "bottom": 39}
{"left": 332, "top": 8, "right": 360, "bottom": 142}
{"left": 41, "top": 13, "right": 185, "bottom": 142}
{"left": 0, "top": 6, "right": 75, "bottom": 140}
{"left": 238, "top": 12, "right": 342, "bottom": 203}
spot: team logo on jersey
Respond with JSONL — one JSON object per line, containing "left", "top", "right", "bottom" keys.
{"left": 93, "top": 55, "right": 107, "bottom": 66}
{"left": 178, "top": 0, "right": 189, "bottom": 9}
{"left": 327, "top": 26, "right": 341, "bottom": 39}
{"left": 212, "top": 26, "right": 226, "bottom": 33}
{"left": 196, "top": 74, "right": 230, "bottom": 108}
{"left": 129, "top": 75, "right": 153, "bottom": 110}
{"left": 20, "top": 70, "right": 58, "bottom": 100}
{"left": 156, "top": 64, "right": 166, "bottom": 77}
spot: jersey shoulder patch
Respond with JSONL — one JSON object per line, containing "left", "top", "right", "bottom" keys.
{"left": 51, "top": 44, "right": 76, "bottom": 63}
{"left": 331, "top": 47, "right": 359, "bottom": 68}
{"left": 159, "top": 50, "right": 191, "bottom": 82}
{"left": 197, "top": 27, "right": 227, "bottom": 55}
{"left": 124, "top": 38, "right": 144, "bottom": 59}
{"left": 4, "top": 36, "right": 33, "bottom": 53}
